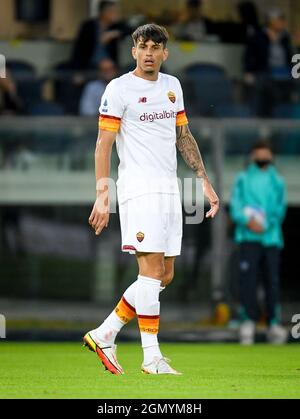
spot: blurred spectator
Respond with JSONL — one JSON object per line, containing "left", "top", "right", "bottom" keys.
{"left": 71, "top": 0, "right": 131, "bottom": 69}
{"left": 172, "top": 0, "right": 219, "bottom": 42}
{"left": 0, "top": 71, "right": 23, "bottom": 114}
{"left": 56, "top": 1, "right": 128, "bottom": 115}
{"left": 229, "top": 140, "right": 288, "bottom": 345}
{"left": 245, "top": 8, "right": 293, "bottom": 79}
{"left": 79, "top": 58, "right": 117, "bottom": 116}
{"left": 244, "top": 8, "right": 295, "bottom": 115}
{"left": 237, "top": 1, "right": 260, "bottom": 42}
{"left": 219, "top": 1, "right": 260, "bottom": 44}
{"left": 230, "top": 141, "right": 287, "bottom": 344}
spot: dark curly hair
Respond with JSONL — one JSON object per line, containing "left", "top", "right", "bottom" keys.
{"left": 132, "top": 23, "right": 169, "bottom": 48}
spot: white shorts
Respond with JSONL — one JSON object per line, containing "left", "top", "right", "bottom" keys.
{"left": 119, "top": 193, "right": 182, "bottom": 257}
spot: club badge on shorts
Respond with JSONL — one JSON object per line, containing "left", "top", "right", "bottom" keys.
{"left": 167, "top": 91, "right": 176, "bottom": 103}
{"left": 136, "top": 232, "right": 145, "bottom": 242}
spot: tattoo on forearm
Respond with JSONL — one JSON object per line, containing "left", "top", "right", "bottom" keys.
{"left": 176, "top": 125, "right": 208, "bottom": 179}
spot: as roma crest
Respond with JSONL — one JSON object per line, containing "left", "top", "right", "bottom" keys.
{"left": 168, "top": 91, "right": 176, "bottom": 103}
{"left": 136, "top": 232, "right": 145, "bottom": 242}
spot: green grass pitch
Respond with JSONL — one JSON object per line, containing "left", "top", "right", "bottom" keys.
{"left": 0, "top": 342, "right": 299, "bottom": 399}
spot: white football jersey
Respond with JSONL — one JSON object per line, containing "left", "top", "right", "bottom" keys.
{"left": 98, "top": 71, "right": 188, "bottom": 203}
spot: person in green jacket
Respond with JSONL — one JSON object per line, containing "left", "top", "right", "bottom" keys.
{"left": 229, "top": 139, "right": 287, "bottom": 344}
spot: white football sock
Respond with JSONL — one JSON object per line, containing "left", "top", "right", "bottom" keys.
{"left": 94, "top": 280, "right": 138, "bottom": 345}
{"left": 94, "top": 279, "right": 165, "bottom": 347}
{"left": 123, "top": 280, "right": 138, "bottom": 306}
{"left": 94, "top": 311, "right": 124, "bottom": 345}
{"left": 143, "top": 345, "right": 163, "bottom": 365}
{"left": 135, "top": 274, "right": 163, "bottom": 364}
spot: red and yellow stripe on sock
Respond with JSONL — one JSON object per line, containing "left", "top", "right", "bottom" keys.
{"left": 176, "top": 110, "right": 188, "bottom": 126}
{"left": 99, "top": 114, "right": 121, "bottom": 132}
{"left": 115, "top": 296, "right": 136, "bottom": 323}
{"left": 137, "top": 314, "right": 160, "bottom": 334}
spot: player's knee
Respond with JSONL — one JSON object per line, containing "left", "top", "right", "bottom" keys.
{"left": 140, "top": 263, "right": 165, "bottom": 281}
{"left": 162, "top": 271, "right": 174, "bottom": 287}
{"left": 150, "top": 265, "right": 165, "bottom": 281}
{"left": 136, "top": 253, "right": 165, "bottom": 280}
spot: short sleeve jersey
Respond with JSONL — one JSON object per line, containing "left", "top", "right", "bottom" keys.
{"left": 98, "top": 71, "right": 188, "bottom": 203}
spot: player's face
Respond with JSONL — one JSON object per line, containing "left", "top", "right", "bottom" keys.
{"left": 132, "top": 38, "right": 168, "bottom": 75}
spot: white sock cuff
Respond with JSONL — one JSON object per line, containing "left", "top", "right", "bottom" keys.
{"left": 137, "top": 274, "right": 161, "bottom": 287}
{"left": 123, "top": 280, "right": 138, "bottom": 307}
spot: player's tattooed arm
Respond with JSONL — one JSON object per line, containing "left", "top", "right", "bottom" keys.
{"left": 176, "top": 124, "right": 208, "bottom": 179}
{"left": 176, "top": 124, "right": 220, "bottom": 218}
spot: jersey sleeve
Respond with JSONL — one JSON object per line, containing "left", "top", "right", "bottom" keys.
{"left": 98, "top": 80, "right": 124, "bottom": 132}
{"left": 176, "top": 79, "right": 188, "bottom": 127}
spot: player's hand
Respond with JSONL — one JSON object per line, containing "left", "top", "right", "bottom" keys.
{"left": 247, "top": 218, "right": 264, "bottom": 234}
{"left": 203, "top": 178, "right": 219, "bottom": 218}
{"left": 88, "top": 195, "right": 110, "bottom": 235}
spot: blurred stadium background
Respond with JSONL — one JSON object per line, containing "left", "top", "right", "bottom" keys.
{"left": 0, "top": 0, "right": 300, "bottom": 344}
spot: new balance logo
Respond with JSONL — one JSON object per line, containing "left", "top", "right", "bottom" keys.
{"left": 138, "top": 97, "right": 147, "bottom": 103}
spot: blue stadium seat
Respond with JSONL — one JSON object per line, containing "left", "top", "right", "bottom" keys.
{"left": 18, "top": 79, "right": 44, "bottom": 107}
{"left": 271, "top": 104, "right": 300, "bottom": 119}
{"left": 6, "top": 59, "right": 43, "bottom": 108}
{"left": 271, "top": 104, "right": 300, "bottom": 154}
{"left": 183, "top": 63, "right": 234, "bottom": 116}
{"left": 53, "top": 62, "right": 84, "bottom": 115}
{"left": 185, "top": 78, "right": 234, "bottom": 116}
{"left": 6, "top": 59, "right": 35, "bottom": 79}
{"left": 184, "top": 63, "right": 226, "bottom": 79}
{"left": 213, "top": 104, "right": 253, "bottom": 118}
{"left": 27, "top": 101, "right": 65, "bottom": 116}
